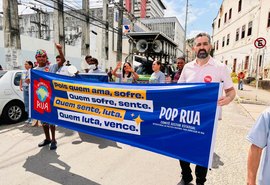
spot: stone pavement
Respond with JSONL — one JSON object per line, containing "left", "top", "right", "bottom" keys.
{"left": 0, "top": 83, "right": 269, "bottom": 185}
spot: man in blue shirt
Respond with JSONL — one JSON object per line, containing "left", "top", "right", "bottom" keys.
{"left": 247, "top": 108, "right": 270, "bottom": 185}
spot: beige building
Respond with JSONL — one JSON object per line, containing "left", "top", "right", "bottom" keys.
{"left": 212, "top": 0, "right": 270, "bottom": 79}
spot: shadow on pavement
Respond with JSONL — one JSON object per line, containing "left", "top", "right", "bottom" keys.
{"left": 72, "top": 132, "right": 122, "bottom": 149}
{"left": 177, "top": 181, "right": 195, "bottom": 185}
{"left": 12, "top": 122, "right": 77, "bottom": 138}
{"left": 23, "top": 147, "right": 101, "bottom": 185}
{"left": 212, "top": 153, "right": 224, "bottom": 169}
{"left": 57, "top": 126, "right": 76, "bottom": 137}
{"left": 0, "top": 121, "right": 30, "bottom": 134}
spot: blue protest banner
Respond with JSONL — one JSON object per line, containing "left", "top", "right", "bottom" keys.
{"left": 30, "top": 70, "right": 221, "bottom": 168}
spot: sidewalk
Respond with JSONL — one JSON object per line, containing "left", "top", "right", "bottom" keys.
{"left": 234, "top": 83, "right": 269, "bottom": 120}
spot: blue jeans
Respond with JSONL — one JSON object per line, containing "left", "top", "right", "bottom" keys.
{"left": 238, "top": 80, "right": 243, "bottom": 90}
{"left": 23, "top": 86, "right": 29, "bottom": 114}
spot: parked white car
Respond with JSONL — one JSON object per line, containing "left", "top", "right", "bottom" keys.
{"left": 0, "top": 70, "right": 26, "bottom": 124}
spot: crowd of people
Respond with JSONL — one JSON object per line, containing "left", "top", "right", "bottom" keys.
{"left": 15, "top": 32, "right": 268, "bottom": 185}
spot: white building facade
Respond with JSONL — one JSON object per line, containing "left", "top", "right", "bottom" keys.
{"left": 212, "top": 0, "right": 270, "bottom": 79}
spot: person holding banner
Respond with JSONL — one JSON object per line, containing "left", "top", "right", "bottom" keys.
{"left": 178, "top": 32, "right": 236, "bottom": 185}
{"left": 111, "top": 61, "right": 139, "bottom": 83}
{"left": 149, "top": 60, "right": 165, "bottom": 83}
{"left": 246, "top": 108, "right": 270, "bottom": 185}
{"left": 20, "top": 61, "right": 34, "bottom": 124}
{"left": 33, "top": 43, "right": 65, "bottom": 150}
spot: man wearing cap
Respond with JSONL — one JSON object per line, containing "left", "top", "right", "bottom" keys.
{"left": 33, "top": 43, "right": 65, "bottom": 150}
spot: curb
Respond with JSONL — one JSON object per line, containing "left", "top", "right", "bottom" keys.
{"left": 235, "top": 95, "right": 268, "bottom": 106}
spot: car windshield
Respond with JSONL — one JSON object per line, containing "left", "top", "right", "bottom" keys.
{"left": 135, "top": 63, "right": 153, "bottom": 75}
{"left": 0, "top": 71, "right": 7, "bottom": 78}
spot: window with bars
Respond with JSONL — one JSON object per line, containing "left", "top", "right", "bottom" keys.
{"left": 238, "top": 0, "right": 242, "bottom": 12}
{"left": 227, "top": 34, "right": 230, "bottom": 45}
{"left": 241, "top": 25, "right": 245, "bottom": 39}
{"left": 235, "top": 28, "right": 240, "bottom": 41}
{"left": 267, "top": 12, "right": 270, "bottom": 27}
{"left": 247, "top": 21, "right": 252, "bottom": 36}
{"left": 229, "top": 8, "right": 232, "bottom": 19}
{"left": 244, "top": 56, "right": 249, "bottom": 69}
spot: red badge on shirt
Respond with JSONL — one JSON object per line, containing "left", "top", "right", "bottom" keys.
{"left": 204, "top": 75, "right": 212, "bottom": 83}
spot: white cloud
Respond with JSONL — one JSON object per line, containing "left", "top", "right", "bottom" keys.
{"left": 164, "top": 0, "right": 186, "bottom": 26}
{"left": 187, "top": 30, "right": 207, "bottom": 39}
{"left": 208, "top": 1, "right": 220, "bottom": 9}
{"left": 164, "top": 0, "right": 207, "bottom": 28}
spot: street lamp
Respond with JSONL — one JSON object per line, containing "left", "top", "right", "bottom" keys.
{"left": 183, "top": 0, "right": 189, "bottom": 59}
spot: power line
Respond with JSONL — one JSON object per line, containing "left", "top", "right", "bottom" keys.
{"left": 33, "top": 0, "right": 118, "bottom": 33}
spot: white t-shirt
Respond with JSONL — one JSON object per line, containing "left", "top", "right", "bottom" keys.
{"left": 116, "top": 73, "right": 135, "bottom": 83}
{"left": 178, "top": 57, "right": 233, "bottom": 90}
{"left": 56, "top": 66, "right": 74, "bottom": 76}
{"left": 21, "top": 69, "right": 30, "bottom": 87}
{"left": 247, "top": 107, "right": 270, "bottom": 185}
{"left": 178, "top": 57, "right": 234, "bottom": 120}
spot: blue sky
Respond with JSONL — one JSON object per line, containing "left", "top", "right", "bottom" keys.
{"left": 164, "top": 0, "right": 223, "bottom": 38}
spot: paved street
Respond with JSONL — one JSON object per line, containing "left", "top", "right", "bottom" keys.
{"left": 0, "top": 84, "right": 269, "bottom": 185}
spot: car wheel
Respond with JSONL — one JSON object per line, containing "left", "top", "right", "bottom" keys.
{"left": 2, "top": 101, "right": 25, "bottom": 124}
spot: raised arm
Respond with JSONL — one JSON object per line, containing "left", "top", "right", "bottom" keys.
{"left": 112, "top": 61, "right": 122, "bottom": 77}
{"left": 55, "top": 43, "right": 66, "bottom": 67}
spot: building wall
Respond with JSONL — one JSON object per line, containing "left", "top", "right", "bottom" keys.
{"left": 0, "top": 7, "right": 150, "bottom": 71}
{"left": 133, "top": 0, "right": 166, "bottom": 18}
{"left": 212, "top": 0, "right": 270, "bottom": 79}
{"left": 258, "top": 0, "right": 270, "bottom": 79}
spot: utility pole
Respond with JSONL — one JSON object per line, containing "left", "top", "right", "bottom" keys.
{"left": 184, "top": 0, "right": 189, "bottom": 61}
{"left": 81, "top": 0, "right": 90, "bottom": 57}
{"left": 3, "top": 0, "right": 21, "bottom": 69}
{"left": 128, "top": 0, "right": 134, "bottom": 65}
{"left": 54, "top": 0, "right": 65, "bottom": 54}
{"left": 116, "top": 0, "right": 123, "bottom": 62}
{"left": 102, "top": 0, "right": 109, "bottom": 71}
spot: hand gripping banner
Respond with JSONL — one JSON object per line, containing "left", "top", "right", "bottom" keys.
{"left": 30, "top": 70, "right": 221, "bottom": 168}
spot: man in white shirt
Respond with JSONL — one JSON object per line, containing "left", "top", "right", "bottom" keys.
{"left": 178, "top": 32, "right": 236, "bottom": 185}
